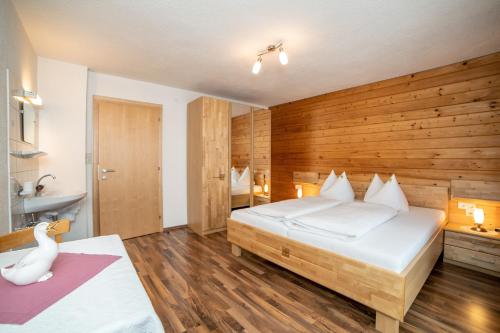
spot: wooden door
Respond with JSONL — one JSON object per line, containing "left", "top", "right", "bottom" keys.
{"left": 94, "top": 97, "right": 162, "bottom": 239}
{"left": 202, "top": 98, "right": 230, "bottom": 232}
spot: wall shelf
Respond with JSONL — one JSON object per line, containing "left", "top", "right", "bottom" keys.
{"left": 10, "top": 150, "right": 47, "bottom": 159}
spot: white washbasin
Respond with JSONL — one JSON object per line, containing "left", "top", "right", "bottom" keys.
{"left": 23, "top": 192, "right": 87, "bottom": 213}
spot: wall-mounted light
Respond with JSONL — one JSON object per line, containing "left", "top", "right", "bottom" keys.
{"left": 13, "top": 89, "right": 43, "bottom": 106}
{"left": 251, "top": 41, "right": 288, "bottom": 74}
{"left": 471, "top": 208, "right": 486, "bottom": 232}
{"left": 295, "top": 184, "right": 303, "bottom": 199}
{"left": 263, "top": 174, "right": 269, "bottom": 194}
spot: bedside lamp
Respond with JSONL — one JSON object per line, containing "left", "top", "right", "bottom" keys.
{"left": 263, "top": 175, "right": 269, "bottom": 194}
{"left": 295, "top": 184, "right": 303, "bottom": 199}
{"left": 471, "top": 208, "right": 486, "bottom": 232}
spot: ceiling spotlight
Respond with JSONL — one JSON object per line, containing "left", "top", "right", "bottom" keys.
{"left": 251, "top": 41, "right": 288, "bottom": 74}
{"left": 252, "top": 57, "right": 262, "bottom": 75}
{"left": 279, "top": 47, "right": 288, "bottom": 65}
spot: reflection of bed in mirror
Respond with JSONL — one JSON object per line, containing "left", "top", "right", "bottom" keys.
{"left": 231, "top": 185, "right": 263, "bottom": 209}
{"left": 231, "top": 167, "right": 264, "bottom": 209}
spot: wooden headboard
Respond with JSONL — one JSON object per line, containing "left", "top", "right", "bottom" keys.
{"left": 293, "top": 171, "right": 450, "bottom": 213}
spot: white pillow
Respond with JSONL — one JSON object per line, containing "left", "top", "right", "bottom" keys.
{"left": 366, "top": 174, "right": 409, "bottom": 212}
{"left": 320, "top": 170, "right": 337, "bottom": 195}
{"left": 231, "top": 167, "right": 240, "bottom": 185}
{"left": 238, "top": 166, "right": 251, "bottom": 186}
{"left": 364, "top": 174, "right": 384, "bottom": 201}
{"left": 321, "top": 172, "right": 355, "bottom": 202}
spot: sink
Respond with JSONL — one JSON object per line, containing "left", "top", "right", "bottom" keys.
{"left": 23, "top": 192, "right": 87, "bottom": 213}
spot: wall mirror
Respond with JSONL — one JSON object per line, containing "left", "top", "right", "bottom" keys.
{"left": 252, "top": 108, "right": 271, "bottom": 206}
{"left": 230, "top": 104, "right": 253, "bottom": 210}
{"left": 21, "top": 102, "right": 36, "bottom": 145}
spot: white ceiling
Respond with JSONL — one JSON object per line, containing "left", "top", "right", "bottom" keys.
{"left": 12, "top": 0, "right": 500, "bottom": 106}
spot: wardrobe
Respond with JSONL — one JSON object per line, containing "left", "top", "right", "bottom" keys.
{"left": 187, "top": 96, "right": 231, "bottom": 236}
{"left": 187, "top": 96, "right": 271, "bottom": 236}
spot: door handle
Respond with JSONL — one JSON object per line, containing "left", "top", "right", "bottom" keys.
{"left": 102, "top": 169, "right": 116, "bottom": 173}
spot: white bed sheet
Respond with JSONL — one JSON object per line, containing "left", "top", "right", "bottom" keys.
{"left": 231, "top": 184, "right": 262, "bottom": 195}
{"left": 0, "top": 235, "right": 164, "bottom": 333}
{"left": 231, "top": 208, "right": 288, "bottom": 236}
{"left": 287, "top": 201, "right": 398, "bottom": 239}
{"left": 231, "top": 206, "right": 445, "bottom": 273}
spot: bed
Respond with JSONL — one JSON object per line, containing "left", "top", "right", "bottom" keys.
{"left": 0, "top": 235, "right": 163, "bottom": 333}
{"left": 227, "top": 175, "right": 449, "bottom": 333}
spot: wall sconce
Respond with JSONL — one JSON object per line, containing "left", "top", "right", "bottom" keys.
{"left": 471, "top": 208, "right": 486, "bottom": 232}
{"left": 295, "top": 184, "right": 303, "bottom": 198}
{"left": 263, "top": 174, "right": 269, "bottom": 194}
{"left": 13, "top": 89, "right": 43, "bottom": 106}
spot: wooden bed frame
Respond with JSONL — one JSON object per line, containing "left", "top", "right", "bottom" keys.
{"left": 227, "top": 175, "right": 449, "bottom": 333}
{"left": 231, "top": 193, "right": 250, "bottom": 209}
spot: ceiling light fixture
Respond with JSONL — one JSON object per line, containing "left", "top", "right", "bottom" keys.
{"left": 252, "top": 41, "right": 288, "bottom": 74}
{"left": 252, "top": 56, "right": 262, "bottom": 74}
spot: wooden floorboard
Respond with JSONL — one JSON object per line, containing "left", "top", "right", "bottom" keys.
{"left": 124, "top": 228, "right": 500, "bottom": 333}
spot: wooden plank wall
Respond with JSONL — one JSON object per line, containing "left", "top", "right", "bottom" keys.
{"left": 231, "top": 113, "right": 251, "bottom": 170}
{"left": 270, "top": 52, "right": 500, "bottom": 202}
{"left": 253, "top": 109, "right": 271, "bottom": 187}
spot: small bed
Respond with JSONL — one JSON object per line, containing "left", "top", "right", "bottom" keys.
{"left": 228, "top": 176, "right": 449, "bottom": 333}
{"left": 0, "top": 234, "right": 163, "bottom": 333}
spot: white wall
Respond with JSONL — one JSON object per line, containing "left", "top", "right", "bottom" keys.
{"left": 86, "top": 72, "right": 257, "bottom": 231}
{"left": 38, "top": 57, "right": 88, "bottom": 240}
{"left": 36, "top": 62, "right": 257, "bottom": 238}
{"left": 0, "top": 0, "right": 38, "bottom": 234}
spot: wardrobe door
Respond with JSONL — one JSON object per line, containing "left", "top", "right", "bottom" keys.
{"left": 202, "top": 97, "right": 230, "bottom": 232}
{"left": 187, "top": 98, "right": 204, "bottom": 235}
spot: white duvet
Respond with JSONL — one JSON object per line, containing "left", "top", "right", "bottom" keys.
{"left": 286, "top": 201, "right": 398, "bottom": 239}
{"left": 248, "top": 196, "right": 341, "bottom": 219}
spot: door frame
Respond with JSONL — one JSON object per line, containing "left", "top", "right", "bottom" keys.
{"left": 92, "top": 95, "right": 163, "bottom": 236}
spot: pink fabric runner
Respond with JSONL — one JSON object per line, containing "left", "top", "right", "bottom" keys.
{"left": 0, "top": 252, "right": 121, "bottom": 325}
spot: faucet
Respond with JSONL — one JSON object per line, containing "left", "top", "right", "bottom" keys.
{"left": 35, "top": 174, "right": 56, "bottom": 196}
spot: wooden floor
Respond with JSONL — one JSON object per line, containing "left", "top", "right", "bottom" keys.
{"left": 124, "top": 228, "right": 500, "bottom": 333}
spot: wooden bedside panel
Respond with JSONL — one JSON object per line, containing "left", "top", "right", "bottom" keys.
{"left": 444, "top": 231, "right": 500, "bottom": 256}
{"left": 253, "top": 195, "right": 270, "bottom": 206}
{"left": 444, "top": 245, "right": 500, "bottom": 273}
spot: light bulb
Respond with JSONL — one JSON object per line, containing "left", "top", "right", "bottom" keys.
{"left": 279, "top": 48, "right": 288, "bottom": 65}
{"left": 295, "top": 184, "right": 302, "bottom": 198}
{"left": 264, "top": 183, "right": 269, "bottom": 194}
{"left": 473, "top": 208, "right": 485, "bottom": 225}
{"left": 28, "top": 95, "right": 43, "bottom": 106}
{"left": 252, "top": 57, "right": 262, "bottom": 74}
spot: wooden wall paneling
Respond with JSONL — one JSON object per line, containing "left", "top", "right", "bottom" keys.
{"left": 231, "top": 113, "right": 251, "bottom": 170}
{"left": 253, "top": 109, "right": 271, "bottom": 192}
{"left": 270, "top": 52, "right": 500, "bottom": 203}
{"left": 451, "top": 180, "right": 500, "bottom": 201}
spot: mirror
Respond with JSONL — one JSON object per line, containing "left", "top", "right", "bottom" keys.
{"left": 21, "top": 102, "right": 36, "bottom": 145}
{"left": 252, "top": 108, "right": 271, "bottom": 206}
{"left": 230, "top": 104, "right": 252, "bottom": 210}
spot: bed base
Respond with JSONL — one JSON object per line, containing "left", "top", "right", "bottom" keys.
{"left": 227, "top": 218, "right": 444, "bottom": 333}
{"left": 231, "top": 194, "right": 250, "bottom": 209}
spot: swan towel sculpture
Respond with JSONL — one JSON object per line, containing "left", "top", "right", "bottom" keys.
{"left": 1, "top": 222, "right": 59, "bottom": 286}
